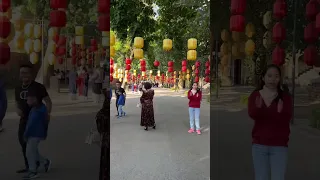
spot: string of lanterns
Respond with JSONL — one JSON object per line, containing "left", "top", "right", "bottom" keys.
{"left": 220, "top": 30, "right": 230, "bottom": 78}
{"left": 0, "top": 0, "right": 11, "bottom": 65}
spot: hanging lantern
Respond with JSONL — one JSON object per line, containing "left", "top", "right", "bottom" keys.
{"left": 125, "top": 64, "right": 131, "bottom": 70}
{"left": 58, "top": 36, "right": 67, "bottom": 46}
{"left": 194, "top": 68, "right": 200, "bottom": 75}
{"left": 49, "top": 10, "right": 66, "bottom": 27}
{"left": 110, "top": 66, "right": 114, "bottom": 74}
{"left": 98, "top": 0, "right": 110, "bottom": 13}
{"left": 24, "top": 39, "right": 33, "bottom": 54}
{"left": 182, "top": 66, "right": 187, "bottom": 72}
{"left": 273, "top": 0, "right": 287, "bottom": 20}
{"left": 110, "top": 58, "right": 114, "bottom": 65}
{"left": 14, "top": 17, "right": 25, "bottom": 31}
{"left": 304, "top": 22, "right": 318, "bottom": 43}
{"left": 187, "top": 50, "right": 197, "bottom": 61}
{"left": 186, "top": 74, "right": 190, "bottom": 79}
{"left": 0, "top": 42, "right": 10, "bottom": 65}
{"left": 272, "top": 45, "right": 285, "bottom": 66}
{"left": 245, "top": 23, "right": 255, "bottom": 38}
{"left": 48, "top": 27, "right": 57, "bottom": 39}
{"left": 194, "top": 76, "right": 199, "bottom": 83}
{"left": 163, "top": 39, "right": 173, "bottom": 51}
{"left": 154, "top": 60, "right": 160, "bottom": 67}
{"left": 110, "top": 46, "right": 115, "bottom": 57}
{"left": 272, "top": 22, "right": 286, "bottom": 43}
{"left": 205, "top": 61, "right": 210, "bottom": 67}
{"left": 221, "top": 29, "right": 229, "bottom": 41}
{"left": 232, "top": 31, "right": 241, "bottom": 41}
{"left": 182, "top": 60, "right": 187, "bottom": 66}
{"left": 304, "top": 45, "right": 317, "bottom": 66}
{"left": 13, "top": 32, "right": 24, "bottom": 50}
{"left": 134, "top": 37, "right": 144, "bottom": 49}
{"left": 205, "top": 68, "right": 210, "bottom": 75}
{"left": 230, "top": 15, "right": 245, "bottom": 32}
{"left": 33, "top": 39, "right": 42, "bottom": 52}
{"left": 98, "top": 14, "right": 110, "bottom": 31}
{"left": 75, "top": 26, "right": 84, "bottom": 36}
{"left": 220, "top": 43, "right": 229, "bottom": 55}
{"left": 168, "top": 67, "right": 173, "bottom": 72}
{"left": 48, "top": 53, "right": 56, "bottom": 65}
{"left": 168, "top": 61, "right": 174, "bottom": 67}
{"left": 0, "top": 16, "right": 10, "bottom": 39}
{"left": 205, "top": 76, "right": 210, "bottom": 83}
{"left": 75, "top": 36, "right": 84, "bottom": 45}
{"left": 110, "top": 75, "right": 113, "bottom": 82}
{"left": 188, "top": 38, "right": 197, "bottom": 50}
{"left": 230, "top": 0, "right": 246, "bottom": 15}
{"left": 306, "top": 0, "right": 318, "bottom": 20}
{"left": 245, "top": 40, "right": 255, "bottom": 56}
{"left": 141, "top": 66, "right": 146, "bottom": 71}
{"left": 29, "top": 52, "right": 38, "bottom": 64}
{"left": 125, "top": 58, "right": 131, "bottom": 65}
{"left": 33, "top": 24, "right": 41, "bottom": 39}
{"left": 134, "top": 48, "right": 143, "bottom": 59}
{"left": 0, "top": 0, "right": 11, "bottom": 12}
{"left": 263, "top": 11, "right": 273, "bottom": 29}
{"left": 50, "top": 0, "right": 67, "bottom": 9}
{"left": 140, "top": 59, "right": 146, "bottom": 66}
{"left": 263, "top": 31, "right": 272, "bottom": 49}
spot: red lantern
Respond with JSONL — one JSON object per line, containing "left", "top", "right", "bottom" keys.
{"left": 90, "top": 39, "right": 97, "bottom": 46}
{"left": 125, "top": 64, "right": 131, "bottom": 70}
{"left": 230, "top": 15, "right": 245, "bottom": 32}
{"left": 0, "top": 0, "right": 10, "bottom": 12}
{"left": 56, "top": 47, "right": 66, "bottom": 56}
{"left": 304, "top": 22, "right": 318, "bottom": 43}
{"left": 140, "top": 59, "right": 146, "bottom": 66}
{"left": 273, "top": 0, "right": 287, "bottom": 20}
{"left": 272, "top": 45, "right": 285, "bottom": 66}
{"left": 194, "top": 68, "right": 200, "bottom": 75}
{"left": 195, "top": 61, "right": 201, "bottom": 67}
{"left": 110, "top": 75, "right": 113, "bottom": 82}
{"left": 231, "top": 0, "right": 246, "bottom": 15}
{"left": 154, "top": 60, "right": 160, "bottom": 67}
{"left": 182, "top": 66, "right": 187, "bottom": 72}
{"left": 50, "top": 0, "right": 67, "bottom": 9}
{"left": 137, "top": 74, "right": 141, "bottom": 79}
{"left": 58, "top": 57, "right": 64, "bottom": 64}
{"left": 98, "top": 14, "right": 110, "bottom": 31}
{"left": 0, "top": 42, "right": 10, "bottom": 65}
{"left": 98, "top": 0, "right": 110, "bottom": 13}
{"left": 194, "top": 76, "right": 199, "bottom": 83}
{"left": 57, "top": 36, "right": 66, "bottom": 46}
{"left": 125, "top": 58, "right": 131, "bottom": 64}
{"left": 90, "top": 46, "right": 98, "bottom": 52}
{"left": 110, "top": 58, "right": 114, "bottom": 65}
{"left": 304, "top": 45, "right": 317, "bottom": 66}
{"left": 306, "top": 0, "right": 318, "bottom": 20}
{"left": 0, "top": 16, "right": 10, "bottom": 38}
{"left": 168, "top": 67, "right": 173, "bottom": 72}
{"left": 49, "top": 10, "right": 66, "bottom": 27}
{"left": 205, "top": 76, "right": 210, "bottom": 83}
{"left": 272, "top": 22, "right": 286, "bottom": 43}
{"left": 205, "top": 68, "right": 210, "bottom": 75}
{"left": 53, "top": 34, "right": 59, "bottom": 44}
{"left": 110, "top": 66, "right": 114, "bottom": 74}
{"left": 168, "top": 61, "right": 174, "bottom": 67}
{"left": 140, "top": 66, "right": 146, "bottom": 71}
{"left": 205, "top": 61, "right": 210, "bottom": 67}
{"left": 71, "top": 56, "right": 77, "bottom": 65}
{"left": 182, "top": 60, "right": 187, "bottom": 66}
{"left": 316, "top": 13, "right": 320, "bottom": 33}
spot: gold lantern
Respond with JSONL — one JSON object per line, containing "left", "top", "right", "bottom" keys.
{"left": 187, "top": 50, "right": 197, "bottom": 61}
{"left": 33, "top": 39, "right": 42, "bottom": 52}
{"left": 48, "top": 41, "right": 56, "bottom": 53}
{"left": 221, "top": 55, "right": 230, "bottom": 66}
{"left": 163, "top": 39, "right": 172, "bottom": 51}
{"left": 245, "top": 40, "right": 255, "bottom": 56}
{"left": 149, "top": 70, "right": 153, "bottom": 74}
{"left": 24, "top": 23, "right": 34, "bottom": 38}
{"left": 186, "top": 74, "right": 190, "bottom": 79}
{"left": 173, "top": 71, "right": 176, "bottom": 75}
{"left": 191, "top": 65, "right": 195, "bottom": 70}
{"left": 24, "top": 39, "right": 33, "bottom": 54}
{"left": 14, "top": 33, "right": 24, "bottom": 50}
{"left": 33, "top": 25, "right": 41, "bottom": 39}
{"left": 220, "top": 43, "right": 229, "bottom": 55}
{"left": 14, "top": 17, "right": 25, "bottom": 31}
{"left": 187, "top": 69, "right": 190, "bottom": 73}
{"left": 245, "top": 23, "right": 255, "bottom": 38}
{"left": 188, "top": 38, "right": 197, "bottom": 50}
{"left": 75, "top": 26, "right": 84, "bottom": 36}
{"left": 75, "top": 36, "right": 84, "bottom": 45}
{"left": 29, "top": 52, "right": 38, "bottom": 64}
{"left": 221, "top": 29, "right": 229, "bottom": 42}
{"left": 48, "top": 27, "right": 57, "bottom": 39}
{"left": 133, "top": 48, "right": 143, "bottom": 59}
{"left": 110, "top": 33, "right": 116, "bottom": 46}
{"left": 134, "top": 37, "right": 144, "bottom": 49}
{"left": 48, "top": 53, "right": 56, "bottom": 65}
{"left": 110, "top": 46, "right": 115, "bottom": 57}
{"left": 102, "top": 31, "right": 108, "bottom": 37}
{"left": 142, "top": 71, "right": 146, "bottom": 76}
{"left": 101, "top": 37, "right": 108, "bottom": 46}
{"left": 232, "top": 31, "right": 241, "bottom": 42}
{"left": 232, "top": 43, "right": 241, "bottom": 57}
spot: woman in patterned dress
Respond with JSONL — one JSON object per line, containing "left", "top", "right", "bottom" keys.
{"left": 96, "top": 87, "right": 110, "bottom": 180}
{"left": 140, "top": 82, "right": 156, "bottom": 131}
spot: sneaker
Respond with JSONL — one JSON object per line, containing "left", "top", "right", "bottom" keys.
{"left": 196, "top": 130, "right": 201, "bottom": 135}
{"left": 44, "top": 159, "right": 51, "bottom": 172}
{"left": 188, "top": 128, "right": 194, "bottom": 133}
{"left": 117, "top": 116, "right": 122, "bottom": 119}
{"left": 22, "top": 172, "right": 38, "bottom": 179}
{"left": 16, "top": 168, "right": 28, "bottom": 173}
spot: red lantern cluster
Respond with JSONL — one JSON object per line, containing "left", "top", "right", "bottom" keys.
{"left": 98, "top": 0, "right": 110, "bottom": 31}
{"left": 0, "top": 0, "right": 11, "bottom": 65}
{"left": 304, "top": 0, "right": 319, "bottom": 66}
{"left": 204, "top": 60, "right": 210, "bottom": 83}
{"left": 125, "top": 58, "right": 131, "bottom": 71}
{"left": 161, "top": 73, "right": 165, "bottom": 82}
{"left": 272, "top": 0, "right": 287, "bottom": 66}
{"left": 181, "top": 59, "right": 187, "bottom": 73}
{"left": 168, "top": 61, "right": 174, "bottom": 73}
{"left": 193, "top": 61, "right": 201, "bottom": 83}
{"left": 49, "top": 0, "right": 67, "bottom": 27}
{"left": 110, "top": 58, "right": 114, "bottom": 82}
{"left": 230, "top": 0, "right": 246, "bottom": 32}
{"left": 55, "top": 36, "right": 66, "bottom": 65}
{"left": 140, "top": 59, "right": 146, "bottom": 72}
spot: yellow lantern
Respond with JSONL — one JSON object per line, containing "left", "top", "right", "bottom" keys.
{"left": 163, "top": 39, "right": 172, "bottom": 51}
{"left": 75, "top": 26, "right": 84, "bottom": 36}
{"left": 232, "top": 31, "right": 241, "bottom": 41}
{"left": 134, "top": 37, "right": 144, "bottom": 49}
{"left": 47, "top": 41, "right": 56, "bottom": 53}
{"left": 14, "top": 17, "right": 25, "bottom": 31}
{"left": 245, "top": 40, "right": 255, "bottom": 56}
{"left": 186, "top": 74, "right": 190, "bottom": 79}
{"left": 75, "top": 36, "right": 84, "bottom": 45}
{"left": 48, "top": 27, "right": 57, "bottom": 39}
{"left": 101, "top": 37, "right": 108, "bottom": 46}
{"left": 221, "top": 55, "right": 230, "bottom": 66}
{"left": 110, "top": 46, "right": 115, "bottom": 57}
{"left": 24, "top": 23, "right": 34, "bottom": 38}
{"left": 187, "top": 50, "right": 197, "bottom": 61}
{"left": 48, "top": 53, "right": 55, "bottom": 65}
{"left": 191, "top": 65, "right": 195, "bottom": 70}
{"left": 133, "top": 48, "right": 143, "bottom": 59}
{"left": 24, "top": 39, "right": 33, "bottom": 54}
{"left": 33, "top": 25, "right": 41, "bottom": 39}
{"left": 149, "top": 70, "right": 153, "bottom": 74}
{"left": 220, "top": 43, "right": 229, "bottom": 55}
{"left": 33, "top": 39, "right": 42, "bottom": 52}
{"left": 188, "top": 38, "right": 197, "bottom": 50}
{"left": 245, "top": 23, "right": 255, "bottom": 38}
{"left": 110, "top": 33, "right": 116, "bottom": 46}
{"left": 187, "top": 69, "right": 190, "bottom": 73}
{"left": 221, "top": 29, "right": 229, "bottom": 42}
{"left": 29, "top": 52, "right": 38, "bottom": 64}
{"left": 14, "top": 33, "right": 24, "bottom": 50}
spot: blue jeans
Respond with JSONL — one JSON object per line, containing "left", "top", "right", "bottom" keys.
{"left": 26, "top": 137, "right": 47, "bottom": 172}
{"left": 188, "top": 107, "right": 200, "bottom": 130}
{"left": 252, "top": 144, "right": 288, "bottom": 180}
{"left": 118, "top": 105, "right": 125, "bottom": 116}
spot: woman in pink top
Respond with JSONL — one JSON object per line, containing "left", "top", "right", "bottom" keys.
{"left": 187, "top": 82, "right": 202, "bottom": 135}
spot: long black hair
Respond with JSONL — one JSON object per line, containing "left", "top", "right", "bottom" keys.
{"left": 256, "top": 64, "right": 283, "bottom": 101}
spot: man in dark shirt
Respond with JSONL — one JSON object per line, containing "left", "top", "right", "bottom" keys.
{"left": 114, "top": 81, "right": 126, "bottom": 116}
{"left": 15, "top": 64, "right": 52, "bottom": 173}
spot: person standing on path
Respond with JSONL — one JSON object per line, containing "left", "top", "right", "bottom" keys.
{"left": 15, "top": 64, "right": 52, "bottom": 174}
{"left": 0, "top": 79, "right": 7, "bottom": 132}
{"left": 23, "top": 89, "right": 51, "bottom": 179}
{"left": 114, "top": 81, "right": 126, "bottom": 116}
{"left": 90, "top": 65, "right": 104, "bottom": 103}
{"left": 187, "top": 82, "right": 202, "bottom": 135}
{"left": 248, "top": 64, "right": 292, "bottom": 180}
{"left": 68, "top": 67, "right": 78, "bottom": 100}
{"left": 140, "top": 82, "right": 156, "bottom": 131}
{"left": 117, "top": 91, "right": 126, "bottom": 118}
{"left": 83, "top": 67, "right": 89, "bottom": 100}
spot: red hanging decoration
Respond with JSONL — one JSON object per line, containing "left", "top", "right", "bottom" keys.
{"left": 195, "top": 61, "right": 201, "bottom": 67}
{"left": 140, "top": 59, "right": 146, "bottom": 66}
{"left": 50, "top": 0, "right": 67, "bottom": 9}
{"left": 153, "top": 60, "right": 160, "bottom": 67}
{"left": 110, "top": 75, "right": 113, "bottom": 82}
{"left": 98, "top": 0, "right": 110, "bottom": 13}
{"left": 272, "top": 22, "right": 286, "bottom": 43}
{"left": 168, "top": 61, "right": 174, "bottom": 67}
{"left": 194, "top": 68, "right": 200, "bottom": 75}
{"left": 306, "top": 0, "right": 318, "bottom": 21}
{"left": 272, "top": 45, "right": 285, "bottom": 66}
{"left": 0, "top": 42, "right": 10, "bottom": 65}
{"left": 125, "top": 64, "right": 131, "bottom": 70}
{"left": 205, "top": 69, "right": 210, "bottom": 75}
{"left": 205, "top": 61, "right": 210, "bottom": 67}
{"left": 98, "top": 14, "right": 110, "bottom": 31}
{"left": 194, "top": 76, "right": 199, "bottom": 83}
{"left": 0, "top": 0, "right": 10, "bottom": 12}
{"left": 273, "top": 0, "right": 287, "bottom": 20}
{"left": 230, "top": 15, "right": 245, "bottom": 32}
{"left": 125, "top": 58, "right": 131, "bottom": 65}
{"left": 205, "top": 76, "right": 210, "bottom": 83}
{"left": 182, "top": 66, "right": 187, "bottom": 72}
{"left": 304, "top": 22, "right": 318, "bottom": 43}
{"left": 182, "top": 60, "right": 187, "bottom": 66}
{"left": 55, "top": 47, "right": 66, "bottom": 56}
{"left": 110, "top": 58, "right": 114, "bottom": 65}
{"left": 168, "top": 67, "right": 173, "bottom": 72}
{"left": 0, "top": 16, "right": 11, "bottom": 38}
{"left": 230, "top": 0, "right": 246, "bottom": 15}
{"left": 49, "top": 10, "right": 66, "bottom": 27}
{"left": 304, "top": 45, "right": 317, "bottom": 66}
{"left": 57, "top": 36, "right": 66, "bottom": 46}
{"left": 140, "top": 66, "right": 146, "bottom": 71}
{"left": 110, "top": 66, "right": 114, "bottom": 74}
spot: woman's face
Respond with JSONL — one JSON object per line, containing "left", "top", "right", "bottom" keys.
{"left": 263, "top": 67, "right": 280, "bottom": 89}
{"left": 192, "top": 83, "right": 198, "bottom": 89}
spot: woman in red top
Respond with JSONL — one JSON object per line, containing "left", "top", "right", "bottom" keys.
{"left": 187, "top": 82, "right": 202, "bottom": 135}
{"left": 248, "top": 64, "right": 292, "bottom": 180}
